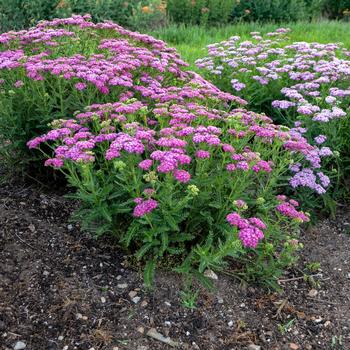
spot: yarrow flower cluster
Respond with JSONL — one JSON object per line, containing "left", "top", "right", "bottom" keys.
{"left": 276, "top": 196, "right": 309, "bottom": 222}
{"left": 226, "top": 212, "right": 266, "bottom": 248}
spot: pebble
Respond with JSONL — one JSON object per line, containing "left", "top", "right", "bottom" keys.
{"left": 289, "top": 343, "right": 299, "bottom": 350}
{"left": 217, "top": 297, "right": 224, "bottom": 304}
{"left": 141, "top": 300, "right": 148, "bottom": 307}
{"left": 164, "top": 301, "right": 171, "bottom": 307}
{"left": 58, "top": 336, "right": 64, "bottom": 341}
{"left": 13, "top": 342, "right": 26, "bottom": 350}
{"left": 228, "top": 321, "right": 234, "bottom": 327}
{"left": 129, "top": 291, "right": 138, "bottom": 299}
{"left": 117, "top": 283, "right": 128, "bottom": 289}
{"left": 308, "top": 289, "right": 318, "bottom": 297}
{"left": 132, "top": 296, "right": 141, "bottom": 304}
{"left": 204, "top": 269, "right": 218, "bottom": 280}
{"left": 324, "top": 320, "right": 331, "bottom": 327}
{"left": 247, "top": 344, "right": 261, "bottom": 350}
{"left": 76, "top": 313, "right": 88, "bottom": 320}
{"left": 101, "top": 297, "right": 106, "bottom": 303}
{"left": 137, "top": 346, "right": 148, "bottom": 350}
{"left": 137, "top": 326, "right": 145, "bottom": 334}
{"left": 347, "top": 272, "right": 350, "bottom": 280}
{"left": 67, "top": 224, "right": 73, "bottom": 231}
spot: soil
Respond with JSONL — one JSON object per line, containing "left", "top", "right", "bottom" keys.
{"left": 1, "top": 179, "right": 350, "bottom": 350}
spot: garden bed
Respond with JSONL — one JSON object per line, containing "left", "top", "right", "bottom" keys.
{"left": 1, "top": 178, "right": 349, "bottom": 350}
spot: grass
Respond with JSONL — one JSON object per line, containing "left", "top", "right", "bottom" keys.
{"left": 150, "top": 21, "right": 350, "bottom": 68}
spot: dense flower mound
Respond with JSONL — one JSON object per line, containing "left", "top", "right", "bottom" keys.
{"left": 1, "top": 16, "right": 317, "bottom": 286}
{"left": 196, "top": 28, "right": 350, "bottom": 202}
{"left": 29, "top": 95, "right": 311, "bottom": 285}
{"left": 0, "top": 14, "right": 244, "bottom": 167}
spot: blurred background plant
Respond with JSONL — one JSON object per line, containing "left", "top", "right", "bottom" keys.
{"left": 2, "top": 0, "right": 350, "bottom": 33}
{"left": 166, "top": 0, "right": 234, "bottom": 26}
{"left": 128, "top": 0, "right": 167, "bottom": 30}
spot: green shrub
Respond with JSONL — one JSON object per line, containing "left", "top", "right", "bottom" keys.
{"left": 166, "top": 0, "right": 234, "bottom": 26}
{"left": 322, "top": 0, "right": 350, "bottom": 19}
{"left": 0, "top": 0, "right": 59, "bottom": 32}
{"left": 231, "top": 0, "right": 322, "bottom": 22}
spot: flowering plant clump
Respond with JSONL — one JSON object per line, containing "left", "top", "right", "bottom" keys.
{"left": 3, "top": 15, "right": 316, "bottom": 287}
{"left": 29, "top": 93, "right": 312, "bottom": 286}
{"left": 196, "top": 29, "right": 350, "bottom": 206}
{"left": 0, "top": 14, "right": 241, "bottom": 170}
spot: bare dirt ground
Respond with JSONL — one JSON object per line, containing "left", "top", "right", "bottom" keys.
{"left": 1, "top": 179, "right": 350, "bottom": 350}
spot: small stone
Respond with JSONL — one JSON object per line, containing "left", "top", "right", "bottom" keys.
{"left": 141, "top": 300, "right": 148, "bottom": 307}
{"left": 137, "top": 326, "right": 144, "bottom": 334}
{"left": 324, "top": 320, "right": 331, "bottom": 327}
{"left": 164, "top": 321, "right": 171, "bottom": 326}
{"left": 101, "top": 297, "right": 106, "bottom": 303}
{"left": 289, "top": 343, "right": 299, "bottom": 350}
{"left": 217, "top": 297, "right": 224, "bottom": 304}
{"left": 247, "top": 344, "right": 261, "bottom": 350}
{"left": 204, "top": 269, "right": 218, "bottom": 280}
{"left": 112, "top": 347, "right": 119, "bottom": 350}
{"left": 43, "top": 270, "right": 50, "bottom": 277}
{"left": 63, "top": 346, "right": 68, "bottom": 350}
{"left": 228, "top": 321, "right": 234, "bottom": 327}
{"left": 76, "top": 313, "right": 87, "bottom": 320}
{"left": 67, "top": 224, "right": 73, "bottom": 231}
{"left": 347, "top": 272, "right": 350, "bottom": 280}
{"left": 28, "top": 224, "right": 35, "bottom": 232}
{"left": 308, "top": 289, "right": 318, "bottom": 297}
{"left": 129, "top": 291, "right": 138, "bottom": 299}
{"left": 305, "top": 345, "right": 312, "bottom": 350}
{"left": 132, "top": 296, "right": 141, "bottom": 304}
{"left": 116, "top": 275, "right": 122, "bottom": 280}
{"left": 164, "top": 301, "right": 171, "bottom": 307}
{"left": 137, "top": 346, "right": 148, "bottom": 350}
{"left": 14, "top": 342, "right": 26, "bottom": 350}
{"left": 58, "top": 336, "right": 64, "bottom": 341}
{"left": 117, "top": 283, "right": 128, "bottom": 289}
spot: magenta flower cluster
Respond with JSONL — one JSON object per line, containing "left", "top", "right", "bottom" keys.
{"left": 276, "top": 196, "right": 309, "bottom": 222}
{"left": 226, "top": 212, "right": 266, "bottom": 248}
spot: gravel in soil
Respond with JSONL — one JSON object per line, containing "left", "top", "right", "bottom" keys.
{"left": 1, "top": 180, "right": 350, "bottom": 350}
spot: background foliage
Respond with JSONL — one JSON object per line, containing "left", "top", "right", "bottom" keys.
{"left": 1, "top": 0, "right": 350, "bottom": 33}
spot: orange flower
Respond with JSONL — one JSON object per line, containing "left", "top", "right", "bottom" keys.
{"left": 142, "top": 6, "right": 153, "bottom": 14}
